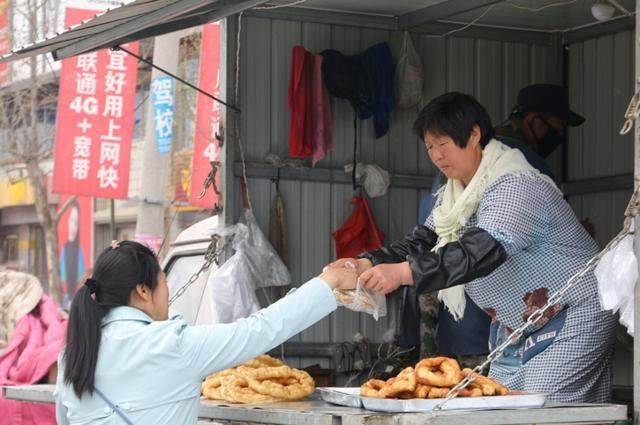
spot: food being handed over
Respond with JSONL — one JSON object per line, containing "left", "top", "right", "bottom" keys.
{"left": 360, "top": 357, "right": 509, "bottom": 399}
{"left": 333, "top": 289, "right": 378, "bottom": 311}
{"left": 202, "top": 355, "right": 315, "bottom": 404}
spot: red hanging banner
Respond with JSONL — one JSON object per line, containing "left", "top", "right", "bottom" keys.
{"left": 52, "top": 7, "right": 139, "bottom": 199}
{"left": 190, "top": 22, "right": 221, "bottom": 209}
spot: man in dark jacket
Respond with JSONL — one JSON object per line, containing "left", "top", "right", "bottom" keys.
{"left": 495, "top": 84, "right": 585, "bottom": 180}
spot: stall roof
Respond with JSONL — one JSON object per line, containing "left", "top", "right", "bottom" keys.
{"left": 0, "top": 0, "right": 636, "bottom": 64}
{"left": 0, "top": 0, "right": 271, "bottom": 63}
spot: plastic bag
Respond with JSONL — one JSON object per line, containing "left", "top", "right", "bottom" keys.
{"left": 334, "top": 282, "right": 387, "bottom": 321}
{"left": 619, "top": 297, "right": 634, "bottom": 337}
{"left": 333, "top": 197, "right": 385, "bottom": 259}
{"left": 232, "top": 209, "right": 291, "bottom": 289}
{"left": 199, "top": 210, "right": 291, "bottom": 323}
{"left": 344, "top": 163, "right": 390, "bottom": 198}
{"left": 204, "top": 244, "right": 262, "bottom": 323}
{"left": 594, "top": 225, "right": 636, "bottom": 336}
{"left": 395, "top": 31, "right": 423, "bottom": 109}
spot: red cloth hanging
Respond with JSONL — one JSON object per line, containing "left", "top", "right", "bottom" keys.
{"left": 333, "top": 197, "right": 385, "bottom": 259}
{"left": 288, "top": 46, "right": 314, "bottom": 157}
{"left": 311, "top": 54, "right": 333, "bottom": 166}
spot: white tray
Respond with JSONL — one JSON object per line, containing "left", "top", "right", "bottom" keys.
{"left": 361, "top": 392, "right": 547, "bottom": 413}
{"left": 317, "top": 387, "right": 363, "bottom": 408}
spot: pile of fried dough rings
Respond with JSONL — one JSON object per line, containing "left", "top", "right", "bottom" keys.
{"left": 201, "top": 355, "right": 315, "bottom": 404}
{"left": 361, "top": 357, "right": 509, "bottom": 399}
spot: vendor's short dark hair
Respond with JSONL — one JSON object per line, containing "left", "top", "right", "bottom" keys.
{"left": 413, "top": 92, "right": 495, "bottom": 148}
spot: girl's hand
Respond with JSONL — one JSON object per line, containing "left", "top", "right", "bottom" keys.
{"left": 319, "top": 268, "right": 358, "bottom": 290}
{"left": 323, "top": 258, "right": 373, "bottom": 275}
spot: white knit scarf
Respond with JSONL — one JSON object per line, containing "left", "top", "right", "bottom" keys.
{"left": 433, "top": 139, "right": 557, "bottom": 321}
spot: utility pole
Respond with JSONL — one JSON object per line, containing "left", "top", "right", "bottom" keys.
{"left": 634, "top": 2, "right": 640, "bottom": 424}
{"left": 134, "top": 32, "right": 182, "bottom": 252}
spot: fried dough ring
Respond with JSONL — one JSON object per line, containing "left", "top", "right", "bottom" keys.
{"left": 243, "top": 355, "right": 284, "bottom": 369}
{"left": 378, "top": 367, "right": 416, "bottom": 398}
{"left": 333, "top": 289, "right": 377, "bottom": 310}
{"left": 218, "top": 375, "right": 284, "bottom": 404}
{"left": 416, "top": 357, "right": 462, "bottom": 387}
{"left": 427, "top": 387, "right": 450, "bottom": 399}
{"left": 425, "top": 386, "right": 483, "bottom": 399}
{"left": 241, "top": 366, "right": 315, "bottom": 401}
{"left": 462, "top": 368, "right": 509, "bottom": 396}
{"left": 395, "top": 391, "right": 415, "bottom": 399}
{"left": 459, "top": 387, "right": 483, "bottom": 397}
{"left": 413, "top": 384, "right": 432, "bottom": 399}
{"left": 202, "top": 368, "right": 236, "bottom": 389}
{"left": 202, "top": 384, "right": 224, "bottom": 400}
{"left": 360, "top": 379, "right": 387, "bottom": 398}
{"left": 360, "top": 368, "right": 416, "bottom": 399}
{"left": 202, "top": 377, "right": 225, "bottom": 400}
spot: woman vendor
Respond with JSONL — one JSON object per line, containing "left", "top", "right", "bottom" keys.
{"left": 326, "top": 92, "right": 616, "bottom": 403}
{"left": 55, "top": 241, "right": 357, "bottom": 424}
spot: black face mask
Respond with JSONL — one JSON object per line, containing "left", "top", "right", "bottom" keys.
{"left": 528, "top": 119, "right": 565, "bottom": 158}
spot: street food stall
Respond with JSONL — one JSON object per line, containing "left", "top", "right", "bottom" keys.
{"left": 2, "top": 0, "right": 640, "bottom": 423}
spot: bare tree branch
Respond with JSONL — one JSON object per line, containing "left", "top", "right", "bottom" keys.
{"left": 0, "top": 0, "right": 63, "bottom": 299}
{"left": 54, "top": 195, "right": 77, "bottom": 223}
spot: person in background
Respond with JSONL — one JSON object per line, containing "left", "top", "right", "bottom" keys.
{"left": 60, "top": 201, "right": 86, "bottom": 310}
{"left": 494, "top": 83, "right": 585, "bottom": 180}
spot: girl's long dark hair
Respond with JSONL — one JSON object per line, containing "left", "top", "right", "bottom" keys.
{"left": 64, "top": 241, "right": 160, "bottom": 398}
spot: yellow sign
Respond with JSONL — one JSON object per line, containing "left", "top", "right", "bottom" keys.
{"left": 172, "top": 150, "right": 200, "bottom": 212}
{"left": 0, "top": 177, "right": 35, "bottom": 208}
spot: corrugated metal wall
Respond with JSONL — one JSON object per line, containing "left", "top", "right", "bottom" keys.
{"left": 567, "top": 30, "right": 635, "bottom": 387}
{"left": 568, "top": 30, "right": 634, "bottom": 246}
{"left": 233, "top": 16, "right": 556, "bottom": 368}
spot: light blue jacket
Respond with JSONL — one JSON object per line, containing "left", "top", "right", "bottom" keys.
{"left": 55, "top": 278, "right": 336, "bottom": 424}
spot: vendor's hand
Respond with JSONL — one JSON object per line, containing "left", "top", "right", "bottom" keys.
{"left": 319, "top": 268, "right": 358, "bottom": 290}
{"left": 359, "top": 262, "right": 413, "bottom": 295}
{"left": 323, "top": 258, "right": 373, "bottom": 275}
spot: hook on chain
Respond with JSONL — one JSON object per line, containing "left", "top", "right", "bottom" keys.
{"left": 620, "top": 91, "right": 640, "bottom": 135}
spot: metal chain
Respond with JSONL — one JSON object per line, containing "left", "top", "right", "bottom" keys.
{"left": 620, "top": 90, "right": 640, "bottom": 135}
{"left": 434, "top": 186, "right": 640, "bottom": 411}
{"left": 168, "top": 235, "right": 224, "bottom": 306}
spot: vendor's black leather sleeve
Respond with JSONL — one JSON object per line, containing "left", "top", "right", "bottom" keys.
{"left": 358, "top": 225, "right": 438, "bottom": 265}
{"left": 408, "top": 227, "right": 507, "bottom": 294}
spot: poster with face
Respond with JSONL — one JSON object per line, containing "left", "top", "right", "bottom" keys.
{"left": 57, "top": 195, "right": 93, "bottom": 309}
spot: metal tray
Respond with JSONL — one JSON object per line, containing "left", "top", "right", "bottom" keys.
{"left": 361, "top": 392, "right": 547, "bottom": 412}
{"left": 317, "top": 387, "right": 363, "bottom": 408}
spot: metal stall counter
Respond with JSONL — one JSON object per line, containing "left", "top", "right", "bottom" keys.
{"left": 3, "top": 384, "right": 627, "bottom": 425}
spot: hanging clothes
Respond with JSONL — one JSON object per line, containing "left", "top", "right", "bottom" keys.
{"left": 333, "top": 197, "right": 385, "bottom": 259}
{"left": 321, "top": 43, "right": 396, "bottom": 139}
{"left": 288, "top": 46, "right": 314, "bottom": 158}
{"left": 358, "top": 42, "right": 395, "bottom": 138}
{"left": 320, "top": 49, "right": 361, "bottom": 111}
{"left": 311, "top": 54, "right": 333, "bottom": 166}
